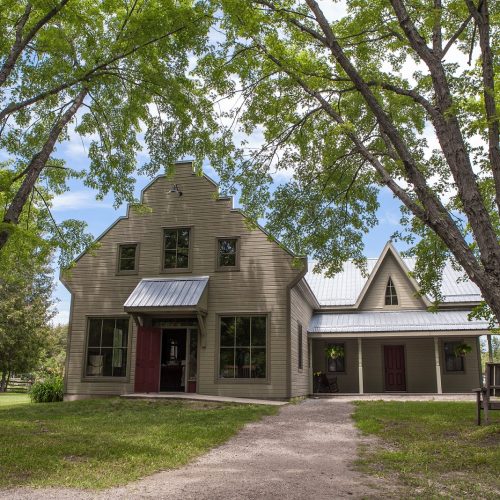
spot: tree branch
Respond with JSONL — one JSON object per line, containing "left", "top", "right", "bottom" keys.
{"left": 0, "top": 88, "right": 87, "bottom": 251}
{"left": 0, "top": 0, "right": 70, "bottom": 87}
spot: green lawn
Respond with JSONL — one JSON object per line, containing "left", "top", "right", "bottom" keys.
{"left": 0, "top": 393, "right": 30, "bottom": 406}
{"left": 0, "top": 397, "right": 278, "bottom": 489}
{"left": 353, "top": 401, "right": 500, "bottom": 499}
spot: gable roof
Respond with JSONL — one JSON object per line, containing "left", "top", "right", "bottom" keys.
{"left": 306, "top": 242, "right": 482, "bottom": 308}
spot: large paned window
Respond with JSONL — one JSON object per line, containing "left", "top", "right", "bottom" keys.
{"left": 384, "top": 277, "right": 399, "bottom": 306}
{"left": 219, "top": 316, "right": 267, "bottom": 379}
{"left": 163, "top": 228, "right": 190, "bottom": 269}
{"left": 444, "top": 341, "right": 465, "bottom": 372}
{"left": 86, "top": 318, "right": 129, "bottom": 377}
{"left": 118, "top": 243, "right": 137, "bottom": 273}
{"left": 327, "top": 343, "right": 346, "bottom": 373}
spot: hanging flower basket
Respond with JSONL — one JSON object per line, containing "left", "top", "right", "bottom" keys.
{"left": 454, "top": 343, "right": 472, "bottom": 357}
{"left": 325, "top": 345, "right": 345, "bottom": 359}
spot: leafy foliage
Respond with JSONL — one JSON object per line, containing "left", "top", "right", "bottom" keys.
{"left": 0, "top": 0, "right": 228, "bottom": 266}
{"left": 209, "top": 0, "right": 500, "bottom": 320}
{"left": 29, "top": 376, "right": 64, "bottom": 403}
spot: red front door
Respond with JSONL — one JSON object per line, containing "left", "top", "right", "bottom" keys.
{"left": 134, "top": 326, "right": 161, "bottom": 393}
{"left": 384, "top": 345, "right": 406, "bottom": 391}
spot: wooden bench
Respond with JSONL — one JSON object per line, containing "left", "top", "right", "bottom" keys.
{"left": 474, "top": 362, "right": 500, "bottom": 425}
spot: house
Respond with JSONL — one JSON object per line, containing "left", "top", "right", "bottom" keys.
{"left": 61, "top": 161, "right": 490, "bottom": 400}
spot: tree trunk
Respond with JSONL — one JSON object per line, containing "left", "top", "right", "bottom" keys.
{"left": 0, "top": 371, "right": 7, "bottom": 392}
{"left": 487, "top": 334, "right": 494, "bottom": 362}
{"left": 0, "top": 88, "right": 86, "bottom": 252}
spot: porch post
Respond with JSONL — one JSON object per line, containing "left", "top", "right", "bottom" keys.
{"left": 434, "top": 337, "right": 443, "bottom": 394}
{"left": 358, "top": 338, "right": 364, "bottom": 394}
{"left": 308, "top": 338, "right": 313, "bottom": 395}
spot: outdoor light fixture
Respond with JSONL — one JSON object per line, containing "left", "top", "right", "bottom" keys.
{"left": 169, "top": 184, "right": 183, "bottom": 196}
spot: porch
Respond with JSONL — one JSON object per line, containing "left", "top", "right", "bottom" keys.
{"left": 309, "top": 335, "right": 482, "bottom": 395}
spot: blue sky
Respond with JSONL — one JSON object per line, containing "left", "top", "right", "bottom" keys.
{"left": 51, "top": 136, "right": 405, "bottom": 324}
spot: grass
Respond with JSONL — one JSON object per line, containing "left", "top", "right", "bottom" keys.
{"left": 0, "top": 393, "right": 30, "bottom": 406}
{"left": 0, "top": 397, "right": 278, "bottom": 489}
{"left": 353, "top": 401, "right": 500, "bottom": 499}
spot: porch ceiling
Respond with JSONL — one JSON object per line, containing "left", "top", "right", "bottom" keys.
{"left": 308, "top": 310, "right": 490, "bottom": 334}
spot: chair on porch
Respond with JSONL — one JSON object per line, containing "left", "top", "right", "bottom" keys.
{"left": 319, "top": 373, "right": 339, "bottom": 393}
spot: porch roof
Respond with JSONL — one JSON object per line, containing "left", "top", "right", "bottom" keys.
{"left": 124, "top": 276, "right": 209, "bottom": 311}
{"left": 308, "top": 310, "right": 490, "bottom": 334}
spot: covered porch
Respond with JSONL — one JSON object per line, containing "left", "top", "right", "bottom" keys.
{"left": 308, "top": 310, "right": 486, "bottom": 395}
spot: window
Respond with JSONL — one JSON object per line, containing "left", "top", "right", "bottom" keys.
{"left": 444, "top": 342, "right": 465, "bottom": 372}
{"left": 118, "top": 244, "right": 137, "bottom": 273}
{"left": 219, "top": 316, "right": 267, "bottom": 379}
{"left": 217, "top": 238, "right": 238, "bottom": 269}
{"left": 163, "top": 228, "right": 190, "bottom": 269}
{"left": 298, "top": 324, "right": 303, "bottom": 370}
{"left": 385, "top": 277, "right": 399, "bottom": 305}
{"left": 327, "top": 343, "right": 346, "bottom": 372}
{"left": 86, "top": 318, "right": 129, "bottom": 377}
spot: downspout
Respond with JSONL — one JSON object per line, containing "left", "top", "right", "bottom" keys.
{"left": 59, "top": 274, "right": 74, "bottom": 398}
{"left": 286, "top": 258, "right": 308, "bottom": 400}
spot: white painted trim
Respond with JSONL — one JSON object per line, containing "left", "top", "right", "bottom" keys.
{"left": 358, "top": 338, "right": 364, "bottom": 394}
{"left": 434, "top": 337, "right": 443, "bottom": 394}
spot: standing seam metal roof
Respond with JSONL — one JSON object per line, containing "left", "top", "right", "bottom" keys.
{"left": 124, "top": 277, "right": 209, "bottom": 309}
{"left": 308, "top": 310, "right": 489, "bottom": 333}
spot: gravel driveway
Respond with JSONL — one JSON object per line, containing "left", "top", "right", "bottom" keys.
{"left": 3, "top": 399, "right": 391, "bottom": 500}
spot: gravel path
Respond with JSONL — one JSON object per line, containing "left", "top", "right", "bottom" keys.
{"left": 3, "top": 399, "right": 391, "bottom": 500}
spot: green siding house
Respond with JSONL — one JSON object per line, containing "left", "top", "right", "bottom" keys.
{"left": 62, "top": 162, "right": 489, "bottom": 400}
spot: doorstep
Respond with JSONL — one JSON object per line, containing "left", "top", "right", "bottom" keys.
{"left": 121, "top": 392, "right": 287, "bottom": 406}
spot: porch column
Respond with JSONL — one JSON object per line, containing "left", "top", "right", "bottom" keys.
{"left": 358, "top": 338, "right": 364, "bottom": 394}
{"left": 434, "top": 337, "right": 443, "bottom": 394}
{"left": 308, "top": 338, "right": 313, "bottom": 395}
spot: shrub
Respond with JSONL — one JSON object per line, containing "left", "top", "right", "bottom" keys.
{"left": 29, "top": 376, "right": 64, "bottom": 403}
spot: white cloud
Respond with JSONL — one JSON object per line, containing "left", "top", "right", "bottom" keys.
{"left": 51, "top": 308, "right": 69, "bottom": 326}
{"left": 51, "top": 190, "right": 111, "bottom": 212}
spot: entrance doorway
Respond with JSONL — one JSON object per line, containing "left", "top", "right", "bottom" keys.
{"left": 134, "top": 322, "right": 199, "bottom": 394}
{"left": 384, "top": 345, "right": 406, "bottom": 391}
{"left": 160, "top": 329, "right": 186, "bottom": 391}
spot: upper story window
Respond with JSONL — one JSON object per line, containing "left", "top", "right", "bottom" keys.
{"left": 163, "top": 228, "right": 190, "bottom": 270}
{"left": 444, "top": 341, "right": 465, "bottom": 372}
{"left": 118, "top": 244, "right": 138, "bottom": 273}
{"left": 86, "top": 318, "right": 129, "bottom": 377}
{"left": 217, "top": 237, "right": 239, "bottom": 270}
{"left": 384, "top": 277, "right": 399, "bottom": 306}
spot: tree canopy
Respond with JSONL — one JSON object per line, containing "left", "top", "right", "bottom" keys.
{"left": 0, "top": 0, "right": 225, "bottom": 269}
{"left": 208, "top": 0, "right": 500, "bottom": 322}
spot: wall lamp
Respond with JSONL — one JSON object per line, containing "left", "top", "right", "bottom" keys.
{"left": 169, "top": 184, "right": 183, "bottom": 196}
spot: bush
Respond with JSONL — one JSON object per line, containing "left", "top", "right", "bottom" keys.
{"left": 29, "top": 376, "right": 64, "bottom": 403}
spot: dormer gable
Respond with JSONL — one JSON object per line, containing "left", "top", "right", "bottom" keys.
{"left": 357, "top": 242, "right": 428, "bottom": 311}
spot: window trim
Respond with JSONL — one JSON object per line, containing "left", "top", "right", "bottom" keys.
{"left": 384, "top": 276, "right": 399, "bottom": 307}
{"left": 82, "top": 315, "right": 132, "bottom": 382}
{"left": 215, "top": 312, "right": 270, "bottom": 384}
{"left": 215, "top": 236, "right": 241, "bottom": 271}
{"left": 160, "top": 225, "right": 193, "bottom": 274}
{"left": 326, "top": 342, "right": 346, "bottom": 373}
{"left": 116, "top": 242, "right": 139, "bottom": 275}
{"left": 443, "top": 340, "right": 466, "bottom": 373}
{"left": 298, "top": 323, "right": 303, "bottom": 371}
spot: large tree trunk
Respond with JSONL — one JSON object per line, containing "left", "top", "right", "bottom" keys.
{"left": 0, "top": 89, "right": 86, "bottom": 252}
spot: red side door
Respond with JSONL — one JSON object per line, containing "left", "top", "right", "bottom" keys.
{"left": 384, "top": 345, "right": 406, "bottom": 391}
{"left": 134, "top": 326, "right": 161, "bottom": 393}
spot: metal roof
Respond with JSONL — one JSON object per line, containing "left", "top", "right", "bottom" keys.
{"left": 124, "top": 277, "right": 209, "bottom": 309}
{"left": 308, "top": 310, "right": 489, "bottom": 333}
{"left": 306, "top": 258, "right": 482, "bottom": 307}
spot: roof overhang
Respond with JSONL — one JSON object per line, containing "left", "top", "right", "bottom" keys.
{"left": 124, "top": 276, "right": 208, "bottom": 314}
{"left": 308, "top": 309, "right": 491, "bottom": 336}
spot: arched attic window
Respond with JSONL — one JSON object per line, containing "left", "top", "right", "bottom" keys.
{"left": 384, "top": 277, "right": 399, "bottom": 306}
